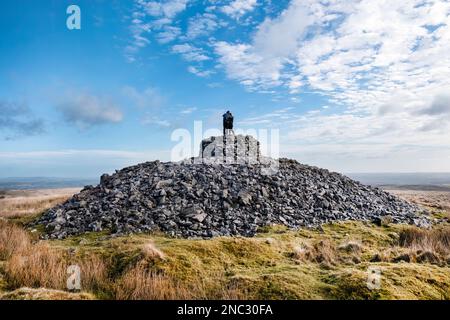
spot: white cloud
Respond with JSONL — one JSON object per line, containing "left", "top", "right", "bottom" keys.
{"left": 186, "top": 13, "right": 222, "bottom": 39}
{"left": 138, "top": 0, "right": 189, "bottom": 21}
{"left": 221, "top": 0, "right": 258, "bottom": 19}
{"left": 122, "top": 0, "right": 450, "bottom": 171}
{"left": 156, "top": 26, "right": 181, "bottom": 43}
{"left": 214, "top": 41, "right": 282, "bottom": 89}
{"left": 211, "top": 0, "right": 450, "bottom": 171}
{"left": 126, "top": 0, "right": 190, "bottom": 60}
{"left": 57, "top": 93, "right": 123, "bottom": 129}
{"left": 187, "top": 66, "right": 214, "bottom": 77}
{"left": 214, "top": 0, "right": 312, "bottom": 89}
{"left": 180, "top": 107, "right": 197, "bottom": 114}
{"left": 172, "top": 43, "right": 210, "bottom": 61}
{"left": 125, "top": 16, "right": 152, "bottom": 61}
{"left": 214, "top": 0, "right": 450, "bottom": 103}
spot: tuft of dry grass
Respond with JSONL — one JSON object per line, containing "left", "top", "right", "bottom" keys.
{"left": 338, "top": 240, "right": 363, "bottom": 253}
{"left": 76, "top": 254, "right": 110, "bottom": 293}
{"left": 5, "top": 243, "right": 67, "bottom": 289}
{"left": 0, "top": 219, "right": 31, "bottom": 260}
{"left": 114, "top": 262, "right": 191, "bottom": 300}
{"left": 1, "top": 219, "right": 110, "bottom": 294}
{"left": 291, "top": 239, "right": 337, "bottom": 266}
{"left": 141, "top": 241, "right": 166, "bottom": 260}
{"left": 399, "top": 227, "right": 450, "bottom": 256}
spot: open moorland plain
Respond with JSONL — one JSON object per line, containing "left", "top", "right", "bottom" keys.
{"left": 0, "top": 185, "right": 449, "bottom": 300}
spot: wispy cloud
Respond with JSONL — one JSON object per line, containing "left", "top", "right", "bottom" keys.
{"left": 156, "top": 25, "right": 181, "bottom": 43}
{"left": 126, "top": 0, "right": 190, "bottom": 61}
{"left": 186, "top": 13, "right": 224, "bottom": 39}
{"left": 172, "top": 43, "right": 210, "bottom": 62}
{"left": 142, "top": 114, "right": 171, "bottom": 127}
{"left": 187, "top": 66, "right": 214, "bottom": 77}
{"left": 125, "top": 14, "right": 152, "bottom": 62}
{"left": 180, "top": 107, "right": 197, "bottom": 114}
{"left": 0, "top": 100, "right": 45, "bottom": 140}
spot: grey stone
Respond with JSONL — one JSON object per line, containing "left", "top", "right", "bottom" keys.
{"left": 35, "top": 148, "right": 429, "bottom": 240}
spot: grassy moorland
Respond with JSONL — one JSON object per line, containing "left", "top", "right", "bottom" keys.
{"left": 0, "top": 189, "right": 449, "bottom": 300}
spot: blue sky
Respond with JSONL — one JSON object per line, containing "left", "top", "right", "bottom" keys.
{"left": 1, "top": 0, "right": 450, "bottom": 177}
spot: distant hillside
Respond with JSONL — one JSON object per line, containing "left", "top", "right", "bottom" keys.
{"left": 0, "top": 177, "right": 97, "bottom": 190}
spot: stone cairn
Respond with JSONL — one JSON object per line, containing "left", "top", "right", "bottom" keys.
{"left": 35, "top": 133, "right": 430, "bottom": 239}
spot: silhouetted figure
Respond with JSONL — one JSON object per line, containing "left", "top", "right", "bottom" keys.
{"left": 223, "top": 110, "right": 234, "bottom": 136}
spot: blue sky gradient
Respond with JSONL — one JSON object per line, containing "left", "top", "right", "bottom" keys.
{"left": 1, "top": 0, "right": 450, "bottom": 177}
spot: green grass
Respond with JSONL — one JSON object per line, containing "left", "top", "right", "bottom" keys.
{"left": 1, "top": 210, "right": 449, "bottom": 300}
{"left": 36, "top": 220, "right": 449, "bottom": 300}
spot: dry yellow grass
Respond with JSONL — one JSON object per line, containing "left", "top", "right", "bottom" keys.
{"left": 5, "top": 245, "right": 110, "bottom": 293}
{"left": 141, "top": 241, "right": 166, "bottom": 260}
{"left": 305, "top": 239, "right": 337, "bottom": 265}
{"left": 389, "top": 189, "right": 450, "bottom": 220}
{"left": 0, "top": 188, "right": 449, "bottom": 300}
{"left": 0, "top": 195, "right": 71, "bottom": 218}
{"left": 0, "top": 219, "right": 31, "bottom": 259}
{"left": 399, "top": 227, "right": 450, "bottom": 263}
{"left": 5, "top": 243, "right": 67, "bottom": 289}
{"left": 76, "top": 254, "right": 110, "bottom": 293}
{"left": 115, "top": 263, "right": 191, "bottom": 300}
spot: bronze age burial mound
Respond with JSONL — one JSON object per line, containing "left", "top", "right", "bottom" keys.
{"left": 36, "top": 135, "right": 428, "bottom": 239}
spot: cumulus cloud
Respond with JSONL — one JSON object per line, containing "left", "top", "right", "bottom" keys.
{"left": 221, "top": 0, "right": 257, "bottom": 19}
{"left": 0, "top": 100, "right": 45, "bottom": 140}
{"left": 57, "top": 94, "right": 123, "bottom": 129}
{"left": 214, "top": 0, "right": 312, "bottom": 89}
{"left": 214, "top": 42, "right": 275, "bottom": 88}
{"left": 419, "top": 94, "right": 450, "bottom": 116}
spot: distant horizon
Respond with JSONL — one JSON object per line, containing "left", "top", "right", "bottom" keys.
{"left": 3, "top": 171, "right": 450, "bottom": 179}
{"left": 3, "top": 171, "right": 450, "bottom": 191}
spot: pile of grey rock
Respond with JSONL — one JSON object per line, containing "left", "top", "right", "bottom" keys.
{"left": 36, "top": 139, "right": 429, "bottom": 239}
